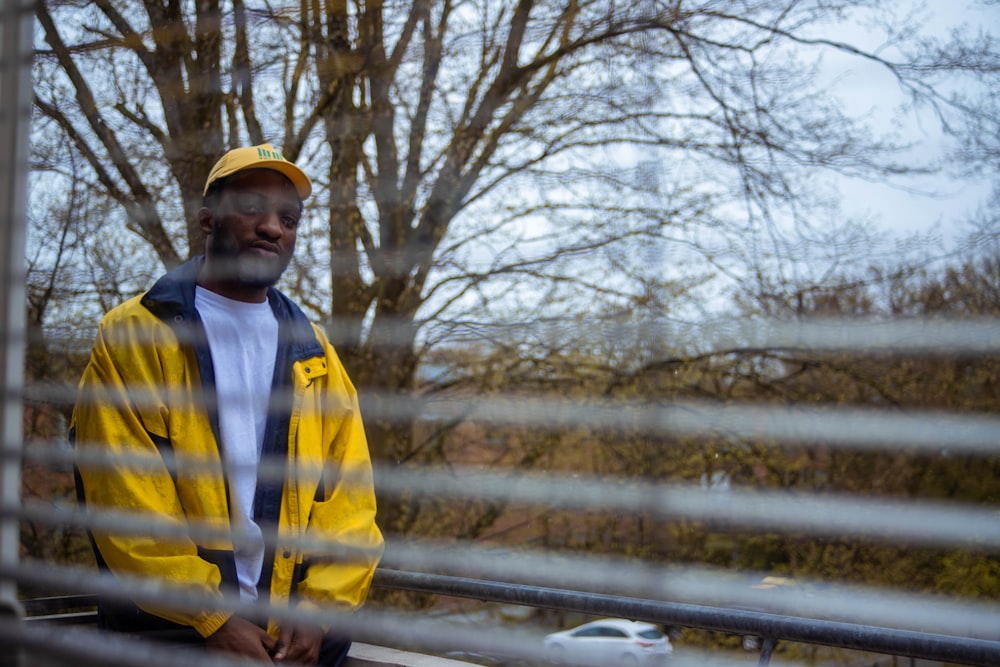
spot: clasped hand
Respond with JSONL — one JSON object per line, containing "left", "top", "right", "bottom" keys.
{"left": 205, "top": 615, "right": 324, "bottom": 664}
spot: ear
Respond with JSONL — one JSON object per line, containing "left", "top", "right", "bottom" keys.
{"left": 197, "top": 207, "right": 214, "bottom": 235}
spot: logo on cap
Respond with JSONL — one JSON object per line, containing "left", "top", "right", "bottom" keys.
{"left": 257, "top": 146, "right": 285, "bottom": 162}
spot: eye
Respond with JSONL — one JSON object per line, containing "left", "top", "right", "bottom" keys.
{"left": 281, "top": 214, "right": 300, "bottom": 230}
{"left": 236, "top": 197, "right": 264, "bottom": 215}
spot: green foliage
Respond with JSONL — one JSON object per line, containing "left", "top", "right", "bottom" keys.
{"left": 936, "top": 552, "right": 1000, "bottom": 600}
{"left": 395, "top": 248, "right": 1000, "bottom": 607}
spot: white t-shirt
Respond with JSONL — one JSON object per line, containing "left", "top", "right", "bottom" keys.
{"left": 195, "top": 286, "right": 278, "bottom": 602}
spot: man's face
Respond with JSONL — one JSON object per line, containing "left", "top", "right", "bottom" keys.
{"left": 199, "top": 169, "right": 302, "bottom": 299}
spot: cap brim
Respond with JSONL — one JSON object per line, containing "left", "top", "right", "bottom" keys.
{"left": 247, "top": 160, "right": 312, "bottom": 200}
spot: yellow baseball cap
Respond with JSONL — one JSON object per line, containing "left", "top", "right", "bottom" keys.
{"left": 203, "top": 143, "right": 312, "bottom": 200}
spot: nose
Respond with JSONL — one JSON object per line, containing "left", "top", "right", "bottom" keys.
{"left": 257, "top": 209, "right": 284, "bottom": 240}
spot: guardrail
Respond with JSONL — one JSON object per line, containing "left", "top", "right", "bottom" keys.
{"left": 13, "top": 569, "right": 1000, "bottom": 667}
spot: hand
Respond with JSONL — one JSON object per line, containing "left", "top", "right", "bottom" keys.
{"left": 272, "top": 622, "right": 324, "bottom": 665}
{"left": 205, "top": 615, "right": 276, "bottom": 661}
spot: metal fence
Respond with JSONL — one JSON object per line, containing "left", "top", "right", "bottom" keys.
{"left": 4, "top": 2, "right": 1000, "bottom": 667}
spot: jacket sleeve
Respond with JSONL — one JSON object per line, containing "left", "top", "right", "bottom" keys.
{"left": 294, "top": 341, "right": 384, "bottom": 614}
{"left": 72, "top": 312, "right": 233, "bottom": 637}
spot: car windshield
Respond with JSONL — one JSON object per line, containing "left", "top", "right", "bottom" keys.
{"left": 638, "top": 629, "right": 663, "bottom": 640}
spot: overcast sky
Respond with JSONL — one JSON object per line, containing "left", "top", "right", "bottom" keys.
{"left": 825, "top": 2, "right": 997, "bottom": 243}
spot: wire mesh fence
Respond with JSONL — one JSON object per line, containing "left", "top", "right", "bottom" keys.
{"left": 8, "top": 314, "right": 1000, "bottom": 667}
{"left": 5, "top": 2, "right": 1000, "bottom": 667}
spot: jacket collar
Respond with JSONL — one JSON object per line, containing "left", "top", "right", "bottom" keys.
{"left": 141, "top": 256, "right": 324, "bottom": 361}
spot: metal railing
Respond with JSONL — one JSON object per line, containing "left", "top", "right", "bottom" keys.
{"left": 12, "top": 570, "right": 1000, "bottom": 666}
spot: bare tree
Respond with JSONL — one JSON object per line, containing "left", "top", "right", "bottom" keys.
{"left": 30, "top": 2, "right": 1000, "bottom": 531}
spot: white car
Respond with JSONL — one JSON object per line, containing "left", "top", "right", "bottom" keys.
{"left": 543, "top": 618, "right": 673, "bottom": 667}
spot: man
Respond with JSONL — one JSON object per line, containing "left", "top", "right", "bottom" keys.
{"left": 72, "top": 144, "right": 384, "bottom": 665}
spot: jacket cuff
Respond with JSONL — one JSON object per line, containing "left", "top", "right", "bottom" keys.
{"left": 194, "top": 609, "right": 234, "bottom": 638}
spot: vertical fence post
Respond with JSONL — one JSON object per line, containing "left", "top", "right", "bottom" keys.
{"left": 757, "top": 638, "right": 776, "bottom": 667}
{"left": 0, "top": 0, "right": 34, "bottom": 658}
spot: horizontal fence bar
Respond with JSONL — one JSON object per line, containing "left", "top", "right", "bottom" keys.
{"left": 373, "top": 569, "right": 1000, "bottom": 667}
{"left": 30, "top": 316, "right": 1000, "bottom": 355}
{"left": 379, "top": 539, "right": 1000, "bottom": 639}
{"left": 0, "top": 618, "right": 253, "bottom": 667}
{"left": 7, "top": 499, "right": 377, "bottom": 567}
{"left": 3, "top": 558, "right": 353, "bottom": 636}
{"left": 373, "top": 464, "right": 1000, "bottom": 549}
{"left": 704, "top": 317, "right": 1000, "bottom": 354}
{"left": 21, "top": 381, "right": 1000, "bottom": 456}
{"left": 17, "top": 442, "right": 1000, "bottom": 549}
{"left": 408, "top": 396, "right": 1000, "bottom": 455}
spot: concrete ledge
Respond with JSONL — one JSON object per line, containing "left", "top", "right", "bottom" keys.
{"left": 346, "top": 643, "right": 477, "bottom": 667}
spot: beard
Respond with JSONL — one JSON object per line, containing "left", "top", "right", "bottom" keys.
{"left": 206, "top": 225, "right": 292, "bottom": 289}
